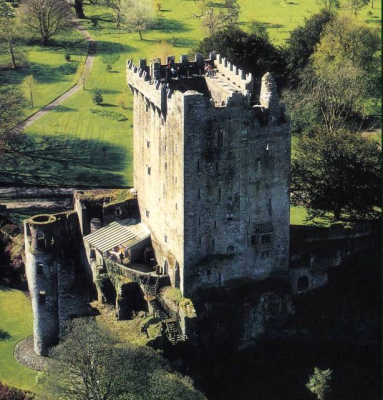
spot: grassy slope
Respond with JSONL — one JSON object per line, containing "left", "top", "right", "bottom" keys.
{"left": 0, "top": 286, "right": 40, "bottom": 394}
{"left": 0, "top": 21, "right": 88, "bottom": 120}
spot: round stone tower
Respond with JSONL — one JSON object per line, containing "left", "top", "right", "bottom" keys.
{"left": 24, "top": 214, "right": 60, "bottom": 356}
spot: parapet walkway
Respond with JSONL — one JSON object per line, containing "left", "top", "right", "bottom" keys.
{"left": 11, "top": 18, "right": 96, "bottom": 134}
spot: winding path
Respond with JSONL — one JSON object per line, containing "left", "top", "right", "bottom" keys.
{"left": 12, "top": 19, "right": 96, "bottom": 133}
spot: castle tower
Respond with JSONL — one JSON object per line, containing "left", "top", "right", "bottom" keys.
{"left": 25, "top": 212, "right": 89, "bottom": 355}
{"left": 127, "top": 53, "right": 291, "bottom": 296}
{"left": 24, "top": 214, "right": 60, "bottom": 356}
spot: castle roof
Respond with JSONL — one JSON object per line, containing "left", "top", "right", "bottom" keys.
{"left": 84, "top": 220, "right": 150, "bottom": 253}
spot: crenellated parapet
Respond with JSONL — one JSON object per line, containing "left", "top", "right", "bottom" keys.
{"left": 213, "top": 53, "right": 253, "bottom": 92}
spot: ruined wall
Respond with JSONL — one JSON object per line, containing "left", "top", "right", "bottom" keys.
{"left": 289, "top": 222, "right": 380, "bottom": 294}
{"left": 25, "top": 211, "right": 89, "bottom": 356}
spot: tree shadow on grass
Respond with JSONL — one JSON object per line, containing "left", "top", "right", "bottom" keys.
{"left": 52, "top": 105, "right": 77, "bottom": 113}
{"left": 154, "top": 18, "right": 191, "bottom": 34}
{"left": 96, "top": 40, "right": 136, "bottom": 56}
{"left": 0, "top": 62, "right": 79, "bottom": 86}
{"left": 0, "top": 329, "right": 11, "bottom": 341}
{"left": 0, "top": 133, "right": 132, "bottom": 188}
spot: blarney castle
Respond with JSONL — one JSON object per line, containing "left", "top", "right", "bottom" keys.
{"left": 25, "top": 52, "right": 374, "bottom": 356}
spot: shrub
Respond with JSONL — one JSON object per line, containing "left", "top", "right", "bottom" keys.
{"left": 0, "top": 382, "right": 34, "bottom": 399}
{"left": 92, "top": 90, "right": 103, "bottom": 105}
{"left": 65, "top": 53, "right": 71, "bottom": 62}
{"left": 106, "top": 64, "right": 112, "bottom": 73}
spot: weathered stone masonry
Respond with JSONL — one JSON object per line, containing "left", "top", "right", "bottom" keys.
{"left": 127, "top": 53, "right": 291, "bottom": 296}
{"left": 24, "top": 212, "right": 89, "bottom": 356}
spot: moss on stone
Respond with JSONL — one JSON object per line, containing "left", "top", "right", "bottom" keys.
{"left": 162, "top": 287, "right": 194, "bottom": 311}
{"left": 26, "top": 214, "right": 56, "bottom": 225}
{"left": 76, "top": 189, "right": 134, "bottom": 205}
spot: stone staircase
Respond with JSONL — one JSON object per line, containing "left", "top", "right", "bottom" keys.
{"left": 148, "top": 297, "right": 184, "bottom": 345}
{"left": 165, "top": 319, "right": 183, "bottom": 345}
{"left": 144, "top": 276, "right": 160, "bottom": 297}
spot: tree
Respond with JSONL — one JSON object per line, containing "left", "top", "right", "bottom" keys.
{"left": 0, "top": 85, "right": 25, "bottom": 171}
{"left": 93, "top": 89, "right": 103, "bottom": 105}
{"left": 105, "top": 0, "right": 124, "bottom": 27}
{"left": 22, "top": 0, "right": 72, "bottom": 45}
{"left": 116, "top": 93, "right": 127, "bottom": 109}
{"left": 292, "top": 129, "right": 381, "bottom": 221}
{"left": 306, "top": 368, "right": 333, "bottom": 400}
{"left": 22, "top": 75, "right": 37, "bottom": 109}
{"left": 285, "top": 14, "right": 381, "bottom": 133}
{"left": 290, "top": 61, "right": 368, "bottom": 134}
{"left": 313, "top": 15, "right": 380, "bottom": 96}
{"left": 192, "top": 0, "right": 239, "bottom": 35}
{"left": 316, "top": 0, "right": 340, "bottom": 11}
{"left": 73, "top": 0, "right": 86, "bottom": 18}
{"left": 343, "top": 0, "right": 369, "bottom": 17}
{"left": 40, "top": 318, "right": 206, "bottom": 400}
{"left": 284, "top": 10, "right": 334, "bottom": 87}
{"left": 0, "top": 0, "right": 19, "bottom": 69}
{"left": 121, "top": 0, "right": 154, "bottom": 40}
{"left": 195, "top": 26, "right": 286, "bottom": 91}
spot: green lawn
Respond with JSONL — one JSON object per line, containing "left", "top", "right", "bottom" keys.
{"left": 0, "top": 20, "right": 88, "bottom": 120}
{"left": 0, "top": 286, "right": 40, "bottom": 394}
{"left": 5, "top": 1, "right": 381, "bottom": 187}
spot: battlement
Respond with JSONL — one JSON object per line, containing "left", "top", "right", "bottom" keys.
{"left": 213, "top": 53, "right": 253, "bottom": 92}
{"left": 127, "top": 52, "right": 282, "bottom": 115}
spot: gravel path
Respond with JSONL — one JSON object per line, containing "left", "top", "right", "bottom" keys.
{"left": 11, "top": 19, "right": 96, "bottom": 134}
{"left": 14, "top": 336, "right": 48, "bottom": 371}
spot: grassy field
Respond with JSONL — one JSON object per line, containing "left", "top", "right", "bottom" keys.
{"left": 15, "top": 1, "right": 380, "bottom": 188}
{"left": 0, "top": 286, "right": 40, "bottom": 394}
{"left": 0, "top": 24, "right": 88, "bottom": 120}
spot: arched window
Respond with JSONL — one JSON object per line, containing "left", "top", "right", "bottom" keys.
{"left": 163, "top": 260, "right": 168, "bottom": 275}
{"left": 298, "top": 276, "right": 309, "bottom": 292}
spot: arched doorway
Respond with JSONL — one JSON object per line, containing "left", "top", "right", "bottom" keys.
{"left": 298, "top": 276, "right": 309, "bottom": 292}
{"left": 163, "top": 260, "right": 168, "bottom": 275}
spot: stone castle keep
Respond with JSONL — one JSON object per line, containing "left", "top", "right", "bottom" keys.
{"left": 127, "top": 53, "right": 290, "bottom": 296}
{"left": 26, "top": 53, "right": 376, "bottom": 356}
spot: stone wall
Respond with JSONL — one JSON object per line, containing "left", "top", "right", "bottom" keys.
{"left": 289, "top": 222, "right": 380, "bottom": 294}
{"left": 127, "top": 54, "right": 291, "bottom": 297}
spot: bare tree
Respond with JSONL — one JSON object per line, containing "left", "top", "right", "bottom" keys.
{"left": 343, "top": 0, "right": 369, "bottom": 17}
{"left": 22, "top": 0, "right": 72, "bottom": 45}
{"left": 192, "top": 0, "right": 239, "bottom": 35}
{"left": 121, "top": 0, "right": 154, "bottom": 40}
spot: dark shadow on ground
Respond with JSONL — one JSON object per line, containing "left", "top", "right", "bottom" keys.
{"left": 0, "top": 133, "right": 132, "bottom": 188}
{"left": 96, "top": 40, "right": 135, "bottom": 57}
{"left": 0, "top": 329, "right": 11, "bottom": 340}
{"left": 153, "top": 18, "right": 191, "bottom": 34}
